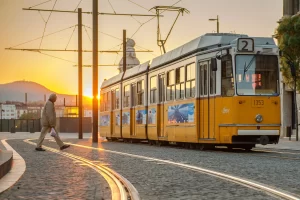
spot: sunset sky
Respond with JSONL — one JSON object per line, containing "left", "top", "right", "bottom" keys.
{"left": 0, "top": 0, "right": 283, "bottom": 96}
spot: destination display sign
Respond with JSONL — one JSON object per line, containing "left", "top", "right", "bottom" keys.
{"left": 237, "top": 38, "right": 254, "bottom": 52}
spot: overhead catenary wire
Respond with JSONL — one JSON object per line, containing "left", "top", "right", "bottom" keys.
{"left": 38, "top": 51, "right": 76, "bottom": 63}
{"left": 130, "top": 16, "right": 142, "bottom": 25}
{"left": 114, "top": 43, "right": 123, "bottom": 65}
{"left": 65, "top": 25, "right": 77, "bottom": 50}
{"left": 39, "top": 0, "right": 58, "bottom": 49}
{"left": 74, "top": 0, "right": 83, "bottom": 11}
{"left": 83, "top": 25, "right": 155, "bottom": 56}
{"left": 108, "top": 0, "right": 117, "bottom": 14}
{"left": 27, "top": 0, "right": 54, "bottom": 9}
{"left": 129, "top": 0, "right": 183, "bottom": 39}
{"left": 38, "top": 11, "right": 46, "bottom": 23}
{"left": 127, "top": 0, "right": 156, "bottom": 14}
{"left": 10, "top": 25, "right": 77, "bottom": 48}
{"left": 83, "top": 25, "right": 92, "bottom": 43}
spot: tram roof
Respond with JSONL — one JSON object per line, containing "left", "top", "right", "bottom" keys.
{"left": 101, "top": 72, "right": 124, "bottom": 89}
{"left": 123, "top": 61, "right": 150, "bottom": 80}
{"left": 101, "top": 61, "right": 150, "bottom": 89}
{"left": 230, "top": 37, "right": 276, "bottom": 46}
{"left": 150, "top": 33, "right": 248, "bottom": 69}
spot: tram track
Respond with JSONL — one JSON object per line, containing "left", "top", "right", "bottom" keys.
{"left": 52, "top": 140, "right": 300, "bottom": 200}
{"left": 24, "top": 139, "right": 140, "bottom": 200}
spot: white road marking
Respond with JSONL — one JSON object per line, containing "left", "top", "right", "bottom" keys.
{"left": 64, "top": 142, "right": 300, "bottom": 200}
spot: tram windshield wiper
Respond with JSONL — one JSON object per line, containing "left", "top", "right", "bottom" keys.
{"left": 243, "top": 52, "right": 260, "bottom": 80}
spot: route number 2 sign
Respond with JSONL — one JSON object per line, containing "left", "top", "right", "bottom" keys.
{"left": 237, "top": 38, "right": 254, "bottom": 52}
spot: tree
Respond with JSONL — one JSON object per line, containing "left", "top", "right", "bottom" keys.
{"left": 276, "top": 15, "right": 300, "bottom": 141}
{"left": 19, "top": 112, "right": 40, "bottom": 119}
{"left": 275, "top": 15, "right": 300, "bottom": 89}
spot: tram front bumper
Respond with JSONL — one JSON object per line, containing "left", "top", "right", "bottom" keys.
{"left": 232, "top": 130, "right": 280, "bottom": 145}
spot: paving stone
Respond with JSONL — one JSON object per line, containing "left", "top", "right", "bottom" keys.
{"left": 0, "top": 140, "right": 111, "bottom": 200}
{"left": 41, "top": 139, "right": 280, "bottom": 200}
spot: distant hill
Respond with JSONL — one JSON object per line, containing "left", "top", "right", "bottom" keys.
{"left": 0, "top": 81, "right": 92, "bottom": 108}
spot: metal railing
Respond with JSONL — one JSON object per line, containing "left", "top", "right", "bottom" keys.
{"left": 0, "top": 119, "right": 41, "bottom": 133}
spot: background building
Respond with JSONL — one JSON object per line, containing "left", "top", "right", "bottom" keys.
{"left": 281, "top": 0, "right": 300, "bottom": 137}
{"left": 0, "top": 104, "right": 16, "bottom": 119}
{"left": 283, "top": 0, "right": 299, "bottom": 16}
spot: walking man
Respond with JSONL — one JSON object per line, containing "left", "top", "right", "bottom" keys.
{"left": 36, "top": 94, "right": 70, "bottom": 151}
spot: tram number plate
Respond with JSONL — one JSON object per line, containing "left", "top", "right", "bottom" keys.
{"left": 237, "top": 38, "right": 254, "bottom": 52}
{"left": 252, "top": 99, "right": 264, "bottom": 107}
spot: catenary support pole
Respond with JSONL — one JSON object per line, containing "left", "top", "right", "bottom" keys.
{"left": 295, "top": 75, "right": 299, "bottom": 141}
{"left": 78, "top": 8, "right": 83, "bottom": 139}
{"left": 123, "top": 30, "right": 126, "bottom": 73}
{"left": 92, "top": 0, "right": 98, "bottom": 143}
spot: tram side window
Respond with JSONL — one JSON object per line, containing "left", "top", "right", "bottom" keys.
{"left": 159, "top": 74, "right": 165, "bottom": 103}
{"left": 115, "top": 88, "right": 120, "bottom": 109}
{"left": 150, "top": 76, "right": 157, "bottom": 104}
{"left": 107, "top": 91, "right": 111, "bottom": 111}
{"left": 123, "top": 85, "right": 130, "bottom": 108}
{"left": 210, "top": 63, "right": 216, "bottom": 95}
{"left": 100, "top": 93, "right": 105, "bottom": 112}
{"left": 112, "top": 90, "right": 116, "bottom": 110}
{"left": 186, "top": 63, "right": 195, "bottom": 98}
{"left": 167, "top": 70, "right": 175, "bottom": 101}
{"left": 175, "top": 67, "right": 184, "bottom": 99}
{"left": 131, "top": 84, "right": 136, "bottom": 106}
{"left": 221, "top": 55, "right": 234, "bottom": 96}
{"left": 103, "top": 93, "right": 107, "bottom": 111}
{"left": 137, "top": 80, "right": 144, "bottom": 105}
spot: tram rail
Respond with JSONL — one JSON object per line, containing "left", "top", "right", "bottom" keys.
{"left": 24, "top": 139, "right": 140, "bottom": 200}
{"left": 58, "top": 141, "right": 300, "bottom": 200}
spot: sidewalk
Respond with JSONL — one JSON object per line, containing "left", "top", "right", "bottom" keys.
{"left": 0, "top": 132, "right": 111, "bottom": 199}
{"left": 256, "top": 137, "right": 300, "bottom": 151}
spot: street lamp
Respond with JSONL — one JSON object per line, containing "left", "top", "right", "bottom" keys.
{"left": 209, "top": 15, "right": 219, "bottom": 33}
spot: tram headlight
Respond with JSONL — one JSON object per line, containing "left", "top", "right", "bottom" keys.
{"left": 255, "top": 114, "right": 263, "bottom": 123}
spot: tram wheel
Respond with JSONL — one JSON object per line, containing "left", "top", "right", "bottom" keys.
{"left": 227, "top": 145, "right": 233, "bottom": 151}
{"left": 156, "top": 141, "right": 162, "bottom": 146}
{"left": 199, "top": 144, "right": 205, "bottom": 151}
{"left": 244, "top": 145, "right": 253, "bottom": 151}
{"left": 189, "top": 143, "right": 196, "bottom": 149}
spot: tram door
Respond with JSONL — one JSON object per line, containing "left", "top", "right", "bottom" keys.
{"left": 158, "top": 74, "right": 165, "bottom": 137}
{"left": 131, "top": 83, "right": 137, "bottom": 136}
{"left": 199, "top": 61, "right": 216, "bottom": 139}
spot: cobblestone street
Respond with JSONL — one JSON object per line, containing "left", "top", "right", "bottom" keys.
{"left": 0, "top": 139, "right": 111, "bottom": 200}
{"left": 2, "top": 135, "right": 300, "bottom": 200}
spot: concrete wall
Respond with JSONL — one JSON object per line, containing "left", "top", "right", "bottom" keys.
{"left": 281, "top": 84, "right": 293, "bottom": 137}
{"left": 283, "top": 0, "right": 300, "bottom": 16}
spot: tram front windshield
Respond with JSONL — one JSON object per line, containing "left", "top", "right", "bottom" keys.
{"left": 235, "top": 55, "right": 279, "bottom": 96}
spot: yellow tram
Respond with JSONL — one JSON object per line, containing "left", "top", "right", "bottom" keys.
{"left": 100, "top": 33, "right": 281, "bottom": 150}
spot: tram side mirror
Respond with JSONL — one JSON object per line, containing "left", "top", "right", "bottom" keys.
{"left": 211, "top": 58, "right": 218, "bottom": 71}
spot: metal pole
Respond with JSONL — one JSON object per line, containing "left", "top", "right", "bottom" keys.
{"left": 0, "top": 108, "right": 2, "bottom": 132}
{"left": 78, "top": 8, "right": 83, "bottom": 139}
{"left": 295, "top": 75, "right": 299, "bottom": 141}
{"left": 217, "top": 15, "right": 219, "bottom": 33}
{"left": 92, "top": 0, "right": 99, "bottom": 143}
{"left": 123, "top": 30, "right": 126, "bottom": 73}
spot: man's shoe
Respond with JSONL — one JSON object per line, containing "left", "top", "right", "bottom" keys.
{"left": 35, "top": 147, "right": 46, "bottom": 151}
{"left": 60, "top": 144, "right": 70, "bottom": 150}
